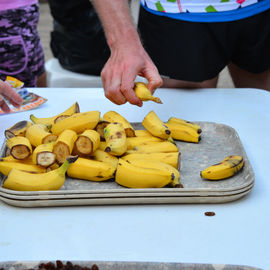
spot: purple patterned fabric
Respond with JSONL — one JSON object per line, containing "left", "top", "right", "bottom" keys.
{"left": 0, "top": 3, "right": 45, "bottom": 87}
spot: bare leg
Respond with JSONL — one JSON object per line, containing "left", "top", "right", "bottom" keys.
{"left": 37, "top": 72, "right": 47, "bottom": 87}
{"left": 228, "top": 62, "right": 270, "bottom": 91}
{"left": 161, "top": 76, "right": 219, "bottom": 89}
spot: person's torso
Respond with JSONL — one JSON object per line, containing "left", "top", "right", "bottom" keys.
{"left": 0, "top": 0, "right": 38, "bottom": 11}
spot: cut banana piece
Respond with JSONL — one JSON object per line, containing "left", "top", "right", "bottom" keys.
{"left": 6, "top": 136, "right": 32, "bottom": 160}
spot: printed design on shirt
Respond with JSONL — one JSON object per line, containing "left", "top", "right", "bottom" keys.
{"left": 142, "top": 0, "right": 258, "bottom": 13}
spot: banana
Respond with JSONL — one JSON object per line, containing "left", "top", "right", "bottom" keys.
{"left": 25, "top": 123, "right": 58, "bottom": 147}
{"left": 32, "top": 142, "right": 56, "bottom": 167}
{"left": 126, "top": 141, "right": 178, "bottom": 154}
{"left": 4, "top": 120, "right": 32, "bottom": 139}
{"left": 51, "top": 110, "right": 100, "bottom": 136}
{"left": 67, "top": 157, "right": 116, "bottom": 181}
{"left": 53, "top": 129, "right": 77, "bottom": 164}
{"left": 134, "top": 129, "right": 154, "bottom": 137}
{"left": 126, "top": 136, "right": 163, "bottom": 150}
{"left": 200, "top": 155, "right": 244, "bottom": 180}
{"left": 73, "top": 130, "right": 100, "bottom": 156}
{"left": 30, "top": 102, "right": 80, "bottom": 125}
{"left": 2, "top": 156, "right": 78, "bottom": 191}
{"left": 115, "top": 158, "right": 174, "bottom": 188}
{"left": 91, "top": 149, "right": 119, "bottom": 169}
{"left": 125, "top": 158, "right": 182, "bottom": 188}
{"left": 1, "top": 155, "right": 34, "bottom": 165}
{"left": 134, "top": 82, "right": 162, "bottom": 104}
{"left": 104, "top": 122, "right": 127, "bottom": 156}
{"left": 167, "top": 117, "right": 202, "bottom": 134}
{"left": 95, "top": 120, "right": 110, "bottom": 140}
{"left": 6, "top": 136, "right": 32, "bottom": 160}
{"left": 103, "top": 111, "right": 135, "bottom": 137}
{"left": 98, "top": 141, "right": 107, "bottom": 151}
{"left": 166, "top": 122, "right": 201, "bottom": 143}
{"left": 122, "top": 152, "right": 181, "bottom": 169}
{"left": 0, "top": 161, "right": 46, "bottom": 176}
{"left": 142, "top": 111, "right": 171, "bottom": 139}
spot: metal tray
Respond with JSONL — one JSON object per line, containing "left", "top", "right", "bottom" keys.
{"left": 0, "top": 260, "right": 262, "bottom": 270}
{"left": 0, "top": 122, "right": 255, "bottom": 207}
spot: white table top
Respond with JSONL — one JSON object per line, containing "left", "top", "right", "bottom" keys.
{"left": 0, "top": 87, "right": 269, "bottom": 269}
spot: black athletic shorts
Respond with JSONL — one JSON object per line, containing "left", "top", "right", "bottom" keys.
{"left": 138, "top": 7, "right": 270, "bottom": 82}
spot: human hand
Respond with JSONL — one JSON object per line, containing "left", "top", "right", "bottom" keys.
{"left": 101, "top": 42, "right": 163, "bottom": 106}
{"left": 0, "top": 79, "right": 23, "bottom": 113}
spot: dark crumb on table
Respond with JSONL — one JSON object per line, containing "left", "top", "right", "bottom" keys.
{"left": 204, "top": 211, "right": 216, "bottom": 216}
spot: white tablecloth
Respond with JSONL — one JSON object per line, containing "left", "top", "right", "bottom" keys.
{"left": 0, "top": 88, "right": 269, "bottom": 269}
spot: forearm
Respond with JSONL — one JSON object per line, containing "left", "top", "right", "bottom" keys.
{"left": 91, "top": 0, "right": 142, "bottom": 50}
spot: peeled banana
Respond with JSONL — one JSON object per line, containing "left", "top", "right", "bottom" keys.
{"left": 134, "top": 82, "right": 162, "bottom": 104}
{"left": 30, "top": 102, "right": 80, "bottom": 125}
{"left": 200, "top": 155, "right": 244, "bottom": 180}
{"left": 3, "top": 156, "right": 78, "bottom": 191}
{"left": 115, "top": 158, "right": 174, "bottom": 188}
{"left": 142, "top": 111, "right": 171, "bottom": 139}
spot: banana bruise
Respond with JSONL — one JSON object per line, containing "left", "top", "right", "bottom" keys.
{"left": 3, "top": 156, "right": 78, "bottom": 191}
{"left": 142, "top": 111, "right": 171, "bottom": 139}
{"left": 6, "top": 136, "right": 32, "bottom": 160}
{"left": 126, "top": 158, "right": 182, "bottom": 188}
{"left": 0, "top": 161, "right": 46, "bottom": 176}
{"left": 127, "top": 141, "right": 178, "bottom": 154}
{"left": 200, "top": 155, "right": 244, "bottom": 180}
{"left": 51, "top": 111, "right": 100, "bottom": 136}
{"left": 25, "top": 123, "right": 57, "bottom": 147}
{"left": 103, "top": 111, "right": 135, "bottom": 137}
{"left": 166, "top": 122, "right": 201, "bottom": 143}
{"left": 30, "top": 102, "right": 80, "bottom": 125}
{"left": 53, "top": 129, "right": 77, "bottom": 164}
{"left": 91, "top": 149, "right": 119, "bottom": 169}
{"left": 73, "top": 129, "right": 100, "bottom": 156}
{"left": 122, "top": 151, "right": 181, "bottom": 169}
{"left": 115, "top": 159, "right": 174, "bottom": 188}
{"left": 134, "top": 82, "right": 162, "bottom": 104}
{"left": 67, "top": 157, "right": 116, "bottom": 181}
{"left": 167, "top": 117, "right": 202, "bottom": 134}
{"left": 32, "top": 142, "right": 56, "bottom": 167}
{"left": 4, "top": 120, "right": 32, "bottom": 139}
{"left": 104, "top": 122, "right": 127, "bottom": 156}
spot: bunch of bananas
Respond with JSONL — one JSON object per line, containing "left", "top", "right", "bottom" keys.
{"left": 0, "top": 92, "right": 244, "bottom": 191}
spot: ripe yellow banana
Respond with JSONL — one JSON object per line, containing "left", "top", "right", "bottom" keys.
{"left": 67, "top": 157, "right": 116, "bottom": 181}
{"left": 125, "top": 158, "right": 182, "bottom": 188}
{"left": 104, "top": 122, "right": 127, "bottom": 156}
{"left": 51, "top": 110, "right": 100, "bottom": 136}
{"left": 6, "top": 136, "right": 32, "bottom": 160}
{"left": 73, "top": 129, "right": 100, "bottom": 156}
{"left": 30, "top": 102, "right": 80, "bottom": 125}
{"left": 115, "top": 158, "right": 174, "bottom": 188}
{"left": 98, "top": 141, "right": 107, "bottom": 151}
{"left": 134, "top": 129, "right": 154, "bottom": 137}
{"left": 126, "top": 136, "right": 162, "bottom": 150}
{"left": 200, "top": 155, "right": 244, "bottom": 180}
{"left": 91, "top": 149, "right": 119, "bottom": 169}
{"left": 3, "top": 156, "right": 78, "bottom": 191}
{"left": 103, "top": 111, "right": 135, "bottom": 137}
{"left": 32, "top": 142, "right": 56, "bottom": 167}
{"left": 95, "top": 120, "right": 110, "bottom": 140}
{"left": 134, "top": 82, "right": 162, "bottom": 104}
{"left": 167, "top": 117, "right": 202, "bottom": 134}
{"left": 142, "top": 111, "right": 171, "bottom": 139}
{"left": 53, "top": 129, "right": 77, "bottom": 164}
{"left": 4, "top": 120, "right": 32, "bottom": 139}
{"left": 166, "top": 122, "right": 201, "bottom": 143}
{"left": 1, "top": 155, "right": 34, "bottom": 165}
{"left": 122, "top": 151, "right": 181, "bottom": 169}
{"left": 127, "top": 141, "right": 178, "bottom": 154}
{"left": 25, "top": 123, "right": 58, "bottom": 147}
{"left": 0, "top": 161, "right": 46, "bottom": 176}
